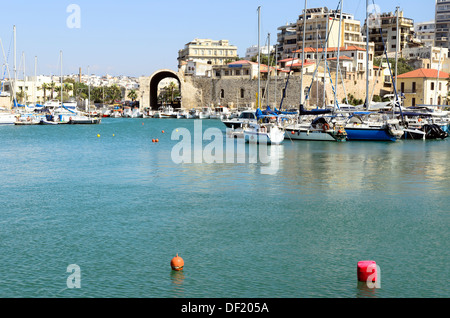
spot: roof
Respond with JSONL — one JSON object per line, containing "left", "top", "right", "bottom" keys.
{"left": 227, "top": 59, "right": 258, "bottom": 66}
{"left": 396, "top": 68, "right": 450, "bottom": 79}
{"left": 327, "top": 56, "right": 353, "bottom": 61}
{"left": 294, "top": 46, "right": 366, "bottom": 54}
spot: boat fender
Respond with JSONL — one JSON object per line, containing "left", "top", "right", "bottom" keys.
{"left": 323, "top": 123, "right": 330, "bottom": 131}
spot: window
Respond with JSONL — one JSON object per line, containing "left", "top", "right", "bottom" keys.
{"left": 220, "top": 89, "right": 225, "bottom": 98}
{"left": 412, "top": 98, "right": 416, "bottom": 106}
{"left": 412, "top": 82, "right": 416, "bottom": 92}
{"left": 240, "top": 88, "right": 245, "bottom": 98}
{"left": 431, "top": 82, "right": 435, "bottom": 90}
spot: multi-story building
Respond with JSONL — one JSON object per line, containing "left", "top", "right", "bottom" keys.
{"left": 277, "top": 22, "right": 298, "bottom": 59}
{"left": 415, "top": 21, "right": 435, "bottom": 47}
{"left": 277, "top": 7, "right": 367, "bottom": 61}
{"left": 177, "top": 38, "right": 238, "bottom": 69}
{"left": 435, "top": 0, "right": 450, "bottom": 49}
{"left": 365, "top": 10, "right": 416, "bottom": 57}
{"left": 397, "top": 68, "right": 449, "bottom": 106}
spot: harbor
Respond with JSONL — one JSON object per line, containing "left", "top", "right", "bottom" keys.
{"left": 0, "top": 0, "right": 449, "bottom": 303}
{"left": 0, "top": 117, "right": 448, "bottom": 298}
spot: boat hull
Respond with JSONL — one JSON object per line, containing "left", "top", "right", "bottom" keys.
{"left": 345, "top": 127, "right": 398, "bottom": 141}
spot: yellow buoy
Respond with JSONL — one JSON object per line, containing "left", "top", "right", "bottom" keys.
{"left": 97, "top": 134, "right": 100, "bottom": 138}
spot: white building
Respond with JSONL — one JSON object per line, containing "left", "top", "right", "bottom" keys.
{"left": 415, "top": 21, "right": 435, "bottom": 47}
{"left": 244, "top": 44, "right": 275, "bottom": 61}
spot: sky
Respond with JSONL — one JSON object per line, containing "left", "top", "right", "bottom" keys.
{"left": 0, "top": 0, "right": 436, "bottom": 78}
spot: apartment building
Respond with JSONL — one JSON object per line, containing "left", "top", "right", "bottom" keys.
{"left": 177, "top": 39, "right": 238, "bottom": 69}
{"left": 435, "top": 0, "right": 450, "bottom": 49}
{"left": 415, "top": 21, "right": 436, "bottom": 47}
{"left": 277, "top": 7, "right": 367, "bottom": 61}
{"left": 365, "top": 10, "right": 416, "bottom": 56}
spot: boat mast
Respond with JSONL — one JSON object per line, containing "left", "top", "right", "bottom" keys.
{"left": 394, "top": 6, "right": 399, "bottom": 110}
{"left": 22, "top": 51, "right": 26, "bottom": 106}
{"left": 323, "top": 10, "right": 329, "bottom": 108}
{"left": 334, "top": 0, "right": 343, "bottom": 112}
{"left": 300, "top": 0, "right": 307, "bottom": 109}
{"left": 13, "top": 25, "right": 17, "bottom": 107}
{"left": 60, "top": 50, "right": 63, "bottom": 107}
{"left": 34, "top": 56, "right": 37, "bottom": 106}
{"left": 366, "top": 0, "right": 370, "bottom": 110}
{"left": 257, "top": 6, "right": 261, "bottom": 110}
{"left": 274, "top": 43, "right": 278, "bottom": 108}
{"left": 267, "top": 32, "right": 270, "bottom": 108}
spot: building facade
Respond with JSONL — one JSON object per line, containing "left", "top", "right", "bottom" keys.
{"left": 415, "top": 21, "right": 436, "bottom": 47}
{"left": 177, "top": 39, "right": 238, "bottom": 69}
{"left": 435, "top": 0, "right": 450, "bottom": 49}
{"left": 366, "top": 10, "right": 416, "bottom": 56}
{"left": 277, "top": 7, "right": 367, "bottom": 61}
{"left": 397, "top": 68, "right": 449, "bottom": 106}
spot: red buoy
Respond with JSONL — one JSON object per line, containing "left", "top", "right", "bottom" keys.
{"left": 357, "top": 260, "right": 377, "bottom": 282}
{"left": 171, "top": 254, "right": 184, "bottom": 271}
{"left": 291, "top": 131, "right": 295, "bottom": 134}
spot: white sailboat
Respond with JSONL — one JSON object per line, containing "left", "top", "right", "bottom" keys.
{"left": 243, "top": 6, "right": 285, "bottom": 145}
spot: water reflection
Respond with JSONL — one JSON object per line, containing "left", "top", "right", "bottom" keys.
{"left": 170, "top": 270, "right": 186, "bottom": 297}
{"left": 355, "top": 281, "right": 380, "bottom": 298}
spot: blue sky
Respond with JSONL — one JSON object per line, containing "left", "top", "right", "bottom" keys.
{"left": 0, "top": 0, "right": 435, "bottom": 78}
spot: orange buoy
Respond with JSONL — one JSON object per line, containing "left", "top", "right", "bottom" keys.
{"left": 162, "top": 130, "right": 165, "bottom": 133}
{"left": 152, "top": 139, "right": 155, "bottom": 142}
{"left": 171, "top": 254, "right": 184, "bottom": 271}
{"left": 155, "top": 139, "right": 159, "bottom": 142}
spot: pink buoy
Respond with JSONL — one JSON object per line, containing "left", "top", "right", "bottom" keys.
{"left": 357, "top": 260, "right": 377, "bottom": 282}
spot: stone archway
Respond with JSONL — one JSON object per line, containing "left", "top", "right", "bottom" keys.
{"left": 148, "top": 69, "right": 181, "bottom": 110}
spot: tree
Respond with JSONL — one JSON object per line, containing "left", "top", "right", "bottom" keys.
{"left": 373, "top": 57, "right": 414, "bottom": 76}
{"left": 127, "top": 89, "right": 137, "bottom": 102}
{"left": 41, "top": 83, "right": 50, "bottom": 102}
{"left": 251, "top": 53, "right": 276, "bottom": 66}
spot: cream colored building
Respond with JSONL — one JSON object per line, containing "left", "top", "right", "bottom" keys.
{"left": 277, "top": 7, "right": 367, "bottom": 60}
{"left": 177, "top": 39, "right": 238, "bottom": 69}
{"left": 365, "top": 10, "right": 416, "bottom": 56}
{"left": 397, "top": 68, "right": 449, "bottom": 106}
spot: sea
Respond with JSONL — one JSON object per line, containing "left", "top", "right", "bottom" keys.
{"left": 0, "top": 118, "right": 448, "bottom": 299}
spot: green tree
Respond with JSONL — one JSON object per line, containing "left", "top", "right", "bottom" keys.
{"left": 373, "top": 57, "right": 414, "bottom": 76}
{"left": 127, "top": 89, "right": 138, "bottom": 102}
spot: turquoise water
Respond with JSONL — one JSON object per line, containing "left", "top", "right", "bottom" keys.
{"left": 0, "top": 118, "right": 448, "bottom": 298}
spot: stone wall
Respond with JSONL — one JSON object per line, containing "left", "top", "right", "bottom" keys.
{"left": 139, "top": 70, "right": 389, "bottom": 110}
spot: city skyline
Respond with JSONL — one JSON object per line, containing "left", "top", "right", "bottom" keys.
{"left": 0, "top": 0, "right": 436, "bottom": 78}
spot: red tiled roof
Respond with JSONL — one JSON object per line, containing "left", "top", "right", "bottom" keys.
{"left": 227, "top": 59, "right": 258, "bottom": 65}
{"left": 397, "top": 68, "right": 450, "bottom": 79}
{"left": 327, "top": 56, "right": 353, "bottom": 60}
{"left": 294, "top": 46, "right": 366, "bottom": 53}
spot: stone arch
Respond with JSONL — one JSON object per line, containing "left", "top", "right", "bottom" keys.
{"left": 148, "top": 69, "right": 181, "bottom": 110}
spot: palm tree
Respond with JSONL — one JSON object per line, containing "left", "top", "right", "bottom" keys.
{"left": 41, "top": 83, "right": 50, "bottom": 102}
{"left": 49, "top": 82, "right": 57, "bottom": 99}
{"left": 127, "top": 89, "right": 137, "bottom": 102}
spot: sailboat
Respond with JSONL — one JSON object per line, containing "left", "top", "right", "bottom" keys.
{"left": 339, "top": 1, "right": 404, "bottom": 141}
{"left": 283, "top": 3, "right": 347, "bottom": 142}
{"left": 243, "top": 7, "right": 285, "bottom": 145}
